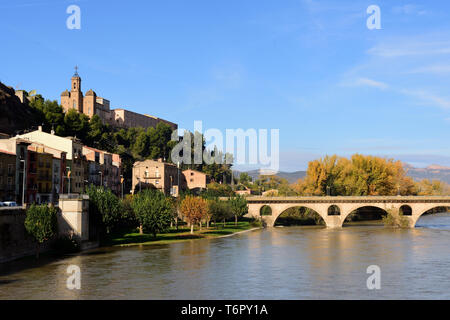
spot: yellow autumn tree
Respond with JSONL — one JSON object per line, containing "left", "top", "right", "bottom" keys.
{"left": 180, "top": 196, "right": 209, "bottom": 234}
{"left": 293, "top": 154, "right": 418, "bottom": 196}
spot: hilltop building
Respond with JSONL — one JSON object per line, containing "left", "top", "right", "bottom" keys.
{"left": 60, "top": 68, "right": 177, "bottom": 130}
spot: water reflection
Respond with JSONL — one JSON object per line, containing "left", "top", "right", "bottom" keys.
{"left": 0, "top": 213, "right": 449, "bottom": 299}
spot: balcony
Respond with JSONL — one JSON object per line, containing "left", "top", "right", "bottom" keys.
{"left": 144, "top": 173, "right": 161, "bottom": 179}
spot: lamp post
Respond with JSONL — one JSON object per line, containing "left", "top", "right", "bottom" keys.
{"left": 20, "top": 159, "right": 26, "bottom": 206}
{"left": 120, "top": 175, "right": 124, "bottom": 199}
{"left": 177, "top": 161, "right": 180, "bottom": 197}
{"left": 66, "top": 166, "right": 71, "bottom": 195}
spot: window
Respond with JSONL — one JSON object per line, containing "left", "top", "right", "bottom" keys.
{"left": 8, "top": 164, "right": 14, "bottom": 174}
{"left": 7, "top": 177, "right": 13, "bottom": 186}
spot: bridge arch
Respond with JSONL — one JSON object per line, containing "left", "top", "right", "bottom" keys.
{"left": 261, "top": 203, "right": 329, "bottom": 228}
{"left": 328, "top": 205, "right": 341, "bottom": 216}
{"left": 399, "top": 205, "right": 412, "bottom": 216}
{"left": 260, "top": 205, "right": 272, "bottom": 216}
{"left": 412, "top": 205, "right": 450, "bottom": 227}
{"left": 274, "top": 206, "right": 325, "bottom": 227}
{"left": 341, "top": 204, "right": 390, "bottom": 226}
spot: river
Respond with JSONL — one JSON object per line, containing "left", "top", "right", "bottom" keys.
{"left": 1, "top": 212, "right": 449, "bottom": 300}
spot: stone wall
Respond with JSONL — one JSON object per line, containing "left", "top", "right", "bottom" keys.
{"left": 0, "top": 195, "right": 92, "bottom": 263}
{"left": 0, "top": 208, "right": 51, "bottom": 263}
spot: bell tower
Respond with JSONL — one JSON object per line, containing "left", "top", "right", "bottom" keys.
{"left": 70, "top": 66, "right": 83, "bottom": 112}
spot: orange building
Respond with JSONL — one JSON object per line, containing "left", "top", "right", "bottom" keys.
{"left": 182, "top": 169, "right": 209, "bottom": 191}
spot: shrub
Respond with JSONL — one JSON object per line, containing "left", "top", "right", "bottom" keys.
{"left": 382, "top": 209, "right": 410, "bottom": 228}
{"left": 52, "top": 235, "right": 80, "bottom": 254}
{"left": 24, "top": 204, "right": 58, "bottom": 258}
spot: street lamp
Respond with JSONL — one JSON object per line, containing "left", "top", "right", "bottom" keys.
{"left": 177, "top": 161, "right": 180, "bottom": 197}
{"left": 120, "top": 174, "right": 124, "bottom": 199}
{"left": 99, "top": 171, "right": 103, "bottom": 187}
{"left": 66, "top": 166, "right": 71, "bottom": 195}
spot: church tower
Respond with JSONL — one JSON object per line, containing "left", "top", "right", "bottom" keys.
{"left": 70, "top": 67, "right": 83, "bottom": 112}
{"left": 61, "top": 67, "right": 84, "bottom": 113}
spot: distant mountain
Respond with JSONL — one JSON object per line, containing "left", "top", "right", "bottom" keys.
{"left": 234, "top": 170, "right": 306, "bottom": 184}
{"left": 235, "top": 165, "right": 450, "bottom": 185}
{"left": 406, "top": 165, "right": 450, "bottom": 184}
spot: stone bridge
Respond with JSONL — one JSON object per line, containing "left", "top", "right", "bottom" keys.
{"left": 245, "top": 196, "right": 450, "bottom": 228}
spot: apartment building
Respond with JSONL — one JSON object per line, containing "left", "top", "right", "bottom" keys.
{"left": 83, "top": 146, "right": 121, "bottom": 195}
{"left": 0, "top": 149, "right": 16, "bottom": 201}
{"left": 17, "top": 127, "right": 86, "bottom": 194}
{"left": 0, "top": 138, "right": 31, "bottom": 204}
{"left": 132, "top": 159, "right": 180, "bottom": 196}
{"left": 182, "top": 169, "right": 209, "bottom": 191}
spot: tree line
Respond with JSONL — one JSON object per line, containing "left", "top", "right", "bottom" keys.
{"left": 24, "top": 186, "right": 250, "bottom": 258}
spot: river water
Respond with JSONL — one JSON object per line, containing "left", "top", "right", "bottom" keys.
{"left": 1, "top": 212, "right": 449, "bottom": 300}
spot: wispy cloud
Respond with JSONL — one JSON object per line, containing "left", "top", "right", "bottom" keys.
{"left": 400, "top": 89, "right": 450, "bottom": 110}
{"left": 408, "top": 64, "right": 450, "bottom": 74}
{"left": 367, "top": 41, "right": 450, "bottom": 58}
{"left": 341, "top": 77, "right": 388, "bottom": 90}
{"left": 392, "top": 4, "right": 428, "bottom": 16}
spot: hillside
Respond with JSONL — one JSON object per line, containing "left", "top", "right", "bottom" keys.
{"left": 237, "top": 166, "right": 450, "bottom": 185}
{"left": 0, "top": 82, "right": 39, "bottom": 135}
{"left": 407, "top": 166, "right": 450, "bottom": 184}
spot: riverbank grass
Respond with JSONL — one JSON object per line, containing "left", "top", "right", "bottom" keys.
{"left": 103, "top": 221, "right": 260, "bottom": 247}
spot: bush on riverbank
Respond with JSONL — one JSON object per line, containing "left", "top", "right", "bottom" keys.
{"left": 52, "top": 235, "right": 81, "bottom": 254}
{"left": 382, "top": 209, "right": 410, "bottom": 228}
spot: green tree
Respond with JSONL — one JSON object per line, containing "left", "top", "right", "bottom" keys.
{"left": 229, "top": 195, "right": 248, "bottom": 225}
{"left": 64, "top": 109, "right": 90, "bottom": 140}
{"left": 208, "top": 199, "right": 233, "bottom": 227}
{"left": 24, "top": 204, "right": 58, "bottom": 258}
{"left": 239, "top": 172, "right": 252, "bottom": 185}
{"left": 85, "top": 185, "right": 121, "bottom": 234}
{"left": 131, "top": 189, "right": 173, "bottom": 237}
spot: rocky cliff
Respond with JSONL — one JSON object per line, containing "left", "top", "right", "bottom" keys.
{"left": 0, "top": 82, "right": 39, "bottom": 135}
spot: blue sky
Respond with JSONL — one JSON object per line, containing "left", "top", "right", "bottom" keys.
{"left": 1, "top": 0, "right": 450, "bottom": 171}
